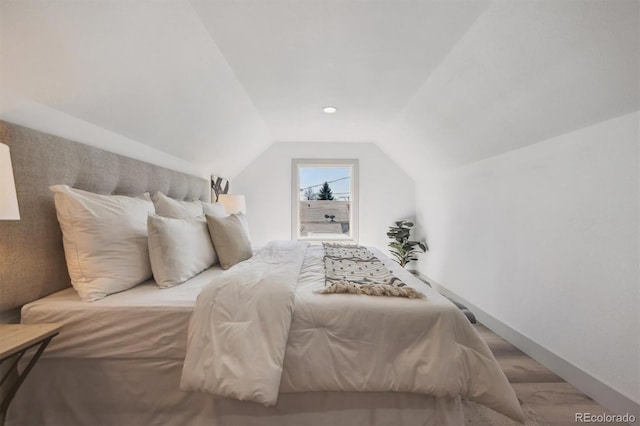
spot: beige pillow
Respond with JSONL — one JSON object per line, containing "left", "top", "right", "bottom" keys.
{"left": 205, "top": 213, "right": 253, "bottom": 270}
{"left": 236, "top": 212, "right": 251, "bottom": 241}
{"left": 200, "top": 200, "right": 251, "bottom": 240}
{"left": 148, "top": 214, "right": 217, "bottom": 288}
{"left": 152, "top": 191, "right": 202, "bottom": 219}
{"left": 50, "top": 185, "right": 155, "bottom": 301}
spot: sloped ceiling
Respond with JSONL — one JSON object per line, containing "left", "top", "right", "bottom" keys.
{"left": 0, "top": 0, "right": 271, "bottom": 177}
{"left": 1, "top": 0, "right": 638, "bottom": 179}
{"left": 382, "top": 0, "right": 640, "bottom": 178}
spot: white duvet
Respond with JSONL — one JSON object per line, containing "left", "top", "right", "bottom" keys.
{"left": 180, "top": 241, "right": 525, "bottom": 422}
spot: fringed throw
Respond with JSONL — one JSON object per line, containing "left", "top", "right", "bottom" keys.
{"left": 317, "top": 243, "right": 424, "bottom": 299}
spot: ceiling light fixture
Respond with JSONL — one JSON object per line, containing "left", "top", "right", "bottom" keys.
{"left": 323, "top": 106, "right": 337, "bottom": 114}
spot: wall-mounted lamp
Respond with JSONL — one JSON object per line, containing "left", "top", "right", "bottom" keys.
{"left": 218, "top": 194, "right": 246, "bottom": 215}
{"left": 0, "top": 143, "right": 20, "bottom": 220}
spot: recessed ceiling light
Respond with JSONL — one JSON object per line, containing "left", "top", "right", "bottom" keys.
{"left": 323, "top": 106, "right": 337, "bottom": 114}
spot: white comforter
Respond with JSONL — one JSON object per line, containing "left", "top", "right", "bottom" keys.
{"left": 181, "top": 241, "right": 524, "bottom": 422}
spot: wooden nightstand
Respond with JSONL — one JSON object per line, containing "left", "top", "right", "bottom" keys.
{"left": 0, "top": 323, "right": 62, "bottom": 426}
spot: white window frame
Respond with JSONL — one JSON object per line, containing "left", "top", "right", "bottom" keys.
{"left": 291, "top": 159, "right": 359, "bottom": 243}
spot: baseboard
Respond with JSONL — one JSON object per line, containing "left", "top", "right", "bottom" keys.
{"left": 418, "top": 272, "right": 640, "bottom": 423}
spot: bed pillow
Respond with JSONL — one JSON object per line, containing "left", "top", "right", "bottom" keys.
{"left": 200, "top": 200, "right": 251, "bottom": 240}
{"left": 147, "top": 214, "right": 217, "bottom": 288}
{"left": 50, "top": 185, "right": 155, "bottom": 301}
{"left": 152, "top": 191, "right": 202, "bottom": 219}
{"left": 198, "top": 201, "right": 226, "bottom": 217}
{"left": 236, "top": 212, "right": 252, "bottom": 241}
{"left": 205, "top": 213, "right": 252, "bottom": 270}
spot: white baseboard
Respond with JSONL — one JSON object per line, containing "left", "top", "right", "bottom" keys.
{"left": 418, "top": 273, "right": 640, "bottom": 424}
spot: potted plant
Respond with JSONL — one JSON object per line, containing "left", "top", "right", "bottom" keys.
{"left": 387, "top": 220, "right": 428, "bottom": 268}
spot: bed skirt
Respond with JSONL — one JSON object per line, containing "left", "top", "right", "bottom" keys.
{"left": 8, "top": 357, "right": 464, "bottom": 426}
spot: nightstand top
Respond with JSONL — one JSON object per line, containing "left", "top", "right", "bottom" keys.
{"left": 0, "top": 323, "right": 63, "bottom": 359}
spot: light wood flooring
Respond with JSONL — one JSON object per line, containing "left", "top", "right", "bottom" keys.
{"left": 476, "top": 323, "right": 626, "bottom": 426}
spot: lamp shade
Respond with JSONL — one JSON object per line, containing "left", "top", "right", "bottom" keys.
{"left": 0, "top": 143, "right": 20, "bottom": 220}
{"left": 218, "top": 194, "right": 246, "bottom": 215}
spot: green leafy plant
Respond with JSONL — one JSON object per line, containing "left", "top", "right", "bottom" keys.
{"left": 387, "top": 220, "right": 428, "bottom": 268}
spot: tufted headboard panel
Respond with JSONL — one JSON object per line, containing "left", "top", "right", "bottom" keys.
{"left": 0, "top": 120, "right": 209, "bottom": 313}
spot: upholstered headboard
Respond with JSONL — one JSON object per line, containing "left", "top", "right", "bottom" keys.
{"left": 0, "top": 120, "right": 209, "bottom": 314}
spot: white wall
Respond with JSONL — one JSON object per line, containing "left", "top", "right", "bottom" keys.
{"left": 415, "top": 111, "right": 639, "bottom": 405}
{"left": 233, "top": 142, "right": 415, "bottom": 252}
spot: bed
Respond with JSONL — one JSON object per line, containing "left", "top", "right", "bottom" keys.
{"left": 0, "top": 121, "right": 523, "bottom": 426}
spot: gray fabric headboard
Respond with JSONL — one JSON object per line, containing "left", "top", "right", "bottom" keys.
{"left": 0, "top": 120, "right": 209, "bottom": 313}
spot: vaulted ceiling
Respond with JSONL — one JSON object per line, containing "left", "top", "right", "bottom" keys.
{"left": 1, "top": 0, "right": 638, "bottom": 178}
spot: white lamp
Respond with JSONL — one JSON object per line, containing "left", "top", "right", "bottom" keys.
{"left": 0, "top": 143, "right": 20, "bottom": 220}
{"left": 218, "top": 194, "right": 246, "bottom": 215}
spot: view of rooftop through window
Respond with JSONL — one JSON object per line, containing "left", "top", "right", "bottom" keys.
{"left": 293, "top": 161, "right": 358, "bottom": 241}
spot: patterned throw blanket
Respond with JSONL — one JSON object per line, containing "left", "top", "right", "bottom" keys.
{"left": 317, "top": 243, "right": 424, "bottom": 299}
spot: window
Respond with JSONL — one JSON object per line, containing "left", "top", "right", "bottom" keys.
{"left": 292, "top": 159, "right": 359, "bottom": 242}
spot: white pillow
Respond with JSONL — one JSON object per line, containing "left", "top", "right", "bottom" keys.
{"left": 148, "top": 214, "right": 217, "bottom": 288}
{"left": 50, "top": 185, "right": 155, "bottom": 301}
{"left": 152, "top": 191, "right": 202, "bottom": 219}
{"left": 198, "top": 200, "right": 226, "bottom": 217}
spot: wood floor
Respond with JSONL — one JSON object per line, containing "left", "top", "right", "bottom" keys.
{"left": 475, "top": 323, "right": 626, "bottom": 426}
